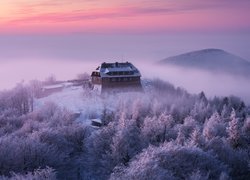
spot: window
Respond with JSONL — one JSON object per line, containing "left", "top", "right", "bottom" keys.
{"left": 111, "top": 78, "right": 116, "bottom": 82}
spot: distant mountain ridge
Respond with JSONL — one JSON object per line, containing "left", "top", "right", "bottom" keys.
{"left": 159, "top": 49, "right": 250, "bottom": 76}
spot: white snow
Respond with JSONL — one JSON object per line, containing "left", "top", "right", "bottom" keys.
{"left": 43, "top": 82, "right": 73, "bottom": 90}
{"left": 92, "top": 85, "right": 102, "bottom": 95}
{"left": 91, "top": 118, "right": 102, "bottom": 123}
{"left": 35, "top": 86, "right": 104, "bottom": 124}
{"left": 34, "top": 81, "right": 146, "bottom": 125}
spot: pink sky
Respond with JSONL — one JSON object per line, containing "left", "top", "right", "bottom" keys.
{"left": 0, "top": 0, "right": 250, "bottom": 34}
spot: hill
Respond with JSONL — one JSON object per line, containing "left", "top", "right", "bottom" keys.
{"left": 159, "top": 49, "right": 250, "bottom": 76}
{"left": 0, "top": 79, "right": 249, "bottom": 179}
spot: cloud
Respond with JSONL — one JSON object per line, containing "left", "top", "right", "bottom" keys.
{"left": 8, "top": 0, "right": 250, "bottom": 24}
{"left": 1, "top": 0, "right": 249, "bottom": 35}
{"left": 6, "top": 7, "right": 168, "bottom": 24}
{"left": 6, "top": 5, "right": 212, "bottom": 24}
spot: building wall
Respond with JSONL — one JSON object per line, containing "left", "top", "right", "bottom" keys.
{"left": 91, "top": 73, "right": 142, "bottom": 93}
{"left": 101, "top": 76, "right": 142, "bottom": 93}
{"left": 91, "top": 76, "right": 101, "bottom": 84}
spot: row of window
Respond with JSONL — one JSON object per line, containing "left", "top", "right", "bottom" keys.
{"left": 92, "top": 77, "right": 140, "bottom": 83}
{"left": 109, "top": 77, "right": 139, "bottom": 82}
{"left": 107, "top": 71, "right": 133, "bottom": 76}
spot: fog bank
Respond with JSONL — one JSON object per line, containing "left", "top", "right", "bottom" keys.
{"left": 140, "top": 63, "right": 250, "bottom": 103}
{"left": 0, "top": 59, "right": 98, "bottom": 89}
{"left": 1, "top": 34, "right": 250, "bottom": 103}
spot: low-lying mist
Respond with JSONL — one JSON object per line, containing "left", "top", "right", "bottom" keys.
{"left": 139, "top": 63, "right": 250, "bottom": 104}
{"left": 1, "top": 59, "right": 250, "bottom": 104}
{"left": 1, "top": 33, "right": 250, "bottom": 104}
{"left": 0, "top": 59, "right": 99, "bottom": 89}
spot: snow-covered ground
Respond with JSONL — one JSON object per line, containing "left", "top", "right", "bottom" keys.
{"left": 34, "top": 81, "right": 148, "bottom": 125}
{"left": 42, "top": 82, "right": 73, "bottom": 90}
{"left": 35, "top": 86, "right": 104, "bottom": 124}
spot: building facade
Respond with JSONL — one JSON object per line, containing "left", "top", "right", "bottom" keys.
{"left": 91, "top": 62, "right": 142, "bottom": 93}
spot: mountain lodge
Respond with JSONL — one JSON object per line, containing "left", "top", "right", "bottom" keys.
{"left": 91, "top": 62, "right": 142, "bottom": 93}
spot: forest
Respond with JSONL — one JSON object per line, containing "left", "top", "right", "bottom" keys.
{"left": 0, "top": 79, "right": 249, "bottom": 180}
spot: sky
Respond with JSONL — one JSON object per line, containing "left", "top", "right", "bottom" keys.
{"left": 0, "top": 0, "right": 250, "bottom": 102}
{"left": 0, "top": 0, "right": 250, "bottom": 34}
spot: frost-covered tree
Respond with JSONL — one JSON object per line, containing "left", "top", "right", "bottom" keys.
{"left": 10, "top": 83, "right": 31, "bottom": 115}
{"left": 0, "top": 136, "right": 66, "bottom": 176}
{"left": 187, "top": 170, "right": 209, "bottom": 180}
{"left": 188, "top": 128, "right": 205, "bottom": 148}
{"left": 227, "top": 109, "right": 241, "bottom": 148}
{"left": 29, "top": 80, "right": 43, "bottom": 98}
{"left": 111, "top": 119, "right": 144, "bottom": 166}
{"left": 76, "top": 72, "right": 90, "bottom": 80}
{"left": 28, "top": 80, "right": 43, "bottom": 111}
{"left": 0, "top": 78, "right": 249, "bottom": 179}
{"left": 84, "top": 123, "right": 116, "bottom": 179}
{"left": 44, "top": 74, "right": 57, "bottom": 85}
{"left": 142, "top": 114, "right": 175, "bottom": 145}
{"left": 110, "top": 142, "right": 228, "bottom": 180}
{"left": 203, "top": 112, "right": 227, "bottom": 140}
{"left": 176, "top": 129, "right": 186, "bottom": 145}
{"left": 206, "top": 137, "right": 250, "bottom": 179}
{"left": 190, "top": 101, "right": 210, "bottom": 123}
{"left": 0, "top": 167, "right": 56, "bottom": 180}
{"left": 242, "top": 117, "right": 250, "bottom": 144}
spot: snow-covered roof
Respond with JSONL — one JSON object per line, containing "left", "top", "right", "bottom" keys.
{"left": 104, "top": 66, "right": 132, "bottom": 72}
{"left": 91, "top": 118, "right": 102, "bottom": 123}
{"left": 93, "top": 62, "right": 141, "bottom": 78}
